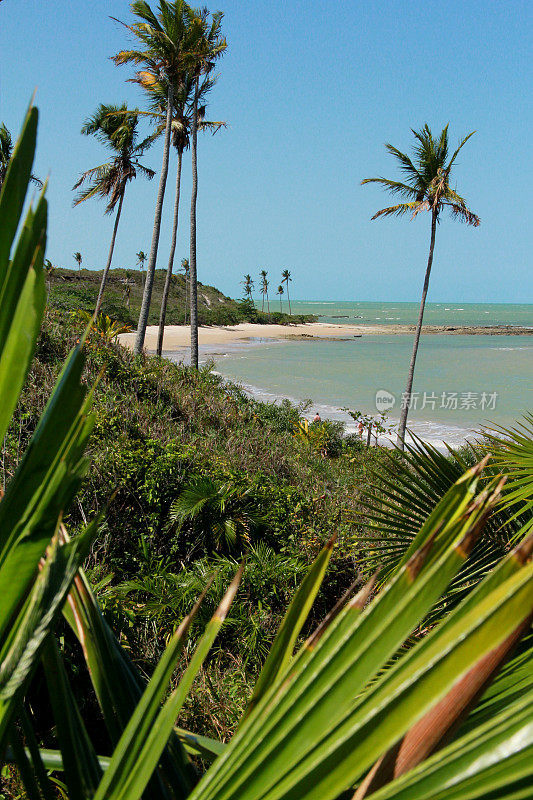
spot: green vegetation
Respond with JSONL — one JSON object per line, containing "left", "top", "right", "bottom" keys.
{"left": 3, "top": 104, "right": 533, "bottom": 800}
{"left": 45, "top": 267, "right": 315, "bottom": 329}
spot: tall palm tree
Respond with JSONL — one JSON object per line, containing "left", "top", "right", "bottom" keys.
{"left": 136, "top": 249, "right": 147, "bottom": 285}
{"left": 186, "top": 6, "right": 226, "bottom": 368}
{"left": 242, "top": 273, "right": 254, "bottom": 302}
{"left": 114, "top": 0, "right": 194, "bottom": 355}
{"left": 281, "top": 268, "right": 292, "bottom": 315}
{"left": 73, "top": 104, "right": 155, "bottom": 316}
{"left": 276, "top": 284, "right": 284, "bottom": 312}
{"left": 139, "top": 71, "right": 225, "bottom": 356}
{"left": 259, "top": 269, "right": 269, "bottom": 312}
{"left": 73, "top": 252, "right": 82, "bottom": 271}
{"left": 0, "top": 122, "right": 42, "bottom": 191}
{"left": 260, "top": 269, "right": 270, "bottom": 316}
{"left": 362, "top": 124, "right": 480, "bottom": 449}
{"left": 181, "top": 257, "right": 190, "bottom": 324}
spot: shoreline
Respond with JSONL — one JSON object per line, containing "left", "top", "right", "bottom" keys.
{"left": 209, "top": 376, "right": 480, "bottom": 451}
{"left": 119, "top": 321, "right": 533, "bottom": 352}
{"left": 117, "top": 322, "right": 526, "bottom": 452}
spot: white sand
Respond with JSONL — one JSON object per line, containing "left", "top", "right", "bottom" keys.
{"left": 118, "top": 321, "right": 528, "bottom": 354}
{"left": 118, "top": 322, "right": 386, "bottom": 352}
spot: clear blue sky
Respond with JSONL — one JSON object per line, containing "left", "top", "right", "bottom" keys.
{"left": 1, "top": 0, "right": 531, "bottom": 302}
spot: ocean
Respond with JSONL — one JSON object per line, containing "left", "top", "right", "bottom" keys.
{"left": 186, "top": 302, "right": 533, "bottom": 448}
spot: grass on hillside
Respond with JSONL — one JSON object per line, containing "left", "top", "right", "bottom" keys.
{"left": 47, "top": 268, "right": 316, "bottom": 327}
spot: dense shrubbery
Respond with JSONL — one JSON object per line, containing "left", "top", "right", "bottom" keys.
{"left": 3, "top": 309, "right": 380, "bottom": 701}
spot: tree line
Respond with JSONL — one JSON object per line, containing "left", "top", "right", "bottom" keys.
{"left": 242, "top": 268, "right": 292, "bottom": 315}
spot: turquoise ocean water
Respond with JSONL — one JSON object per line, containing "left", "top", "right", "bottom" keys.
{"left": 184, "top": 302, "right": 533, "bottom": 447}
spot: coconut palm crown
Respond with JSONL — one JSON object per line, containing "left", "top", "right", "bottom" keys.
{"left": 73, "top": 104, "right": 155, "bottom": 315}
{"left": 73, "top": 104, "right": 154, "bottom": 213}
{"left": 361, "top": 124, "right": 480, "bottom": 225}
{"left": 362, "top": 124, "right": 480, "bottom": 448}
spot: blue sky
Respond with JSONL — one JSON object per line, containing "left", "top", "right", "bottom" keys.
{"left": 1, "top": 0, "right": 531, "bottom": 302}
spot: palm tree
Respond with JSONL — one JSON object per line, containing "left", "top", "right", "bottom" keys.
{"left": 73, "top": 252, "right": 82, "bottom": 271}
{"left": 114, "top": 0, "right": 194, "bottom": 355}
{"left": 362, "top": 124, "right": 479, "bottom": 449}
{"left": 281, "top": 268, "right": 292, "bottom": 315}
{"left": 136, "top": 249, "right": 147, "bottom": 285}
{"left": 180, "top": 257, "right": 190, "bottom": 324}
{"left": 276, "top": 284, "right": 284, "bottom": 312}
{"left": 0, "top": 122, "right": 42, "bottom": 191}
{"left": 44, "top": 259, "right": 55, "bottom": 306}
{"left": 260, "top": 269, "right": 271, "bottom": 317}
{"left": 73, "top": 104, "right": 155, "bottom": 316}
{"left": 242, "top": 273, "right": 254, "bottom": 302}
{"left": 186, "top": 6, "right": 226, "bottom": 368}
{"left": 139, "top": 71, "right": 225, "bottom": 356}
{"left": 259, "top": 269, "right": 269, "bottom": 312}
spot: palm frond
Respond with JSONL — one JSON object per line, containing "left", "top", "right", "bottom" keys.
{"left": 361, "top": 177, "right": 420, "bottom": 200}
{"left": 447, "top": 129, "right": 476, "bottom": 170}
{"left": 443, "top": 201, "right": 481, "bottom": 226}
{"left": 371, "top": 202, "right": 422, "bottom": 220}
{"left": 384, "top": 144, "right": 422, "bottom": 183}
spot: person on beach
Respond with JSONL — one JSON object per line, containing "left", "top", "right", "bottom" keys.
{"left": 313, "top": 411, "right": 321, "bottom": 423}
{"left": 358, "top": 421, "right": 364, "bottom": 438}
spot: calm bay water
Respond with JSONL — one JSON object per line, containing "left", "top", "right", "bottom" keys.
{"left": 203, "top": 302, "right": 532, "bottom": 447}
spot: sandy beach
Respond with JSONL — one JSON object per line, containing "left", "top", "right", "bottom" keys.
{"left": 119, "top": 321, "right": 533, "bottom": 353}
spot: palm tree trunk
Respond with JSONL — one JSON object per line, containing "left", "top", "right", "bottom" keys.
{"left": 397, "top": 209, "right": 438, "bottom": 449}
{"left": 156, "top": 149, "right": 183, "bottom": 357}
{"left": 266, "top": 292, "right": 270, "bottom": 317}
{"left": 94, "top": 190, "right": 124, "bottom": 317}
{"left": 189, "top": 75, "right": 200, "bottom": 369}
{"left": 134, "top": 83, "right": 173, "bottom": 355}
{"left": 287, "top": 283, "right": 292, "bottom": 315}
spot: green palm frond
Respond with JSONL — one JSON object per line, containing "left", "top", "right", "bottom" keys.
{"left": 364, "top": 124, "right": 478, "bottom": 226}
{"left": 447, "top": 129, "right": 477, "bottom": 170}
{"left": 361, "top": 176, "right": 421, "bottom": 200}
{"left": 74, "top": 104, "right": 153, "bottom": 212}
{"left": 384, "top": 144, "right": 422, "bottom": 183}
{"left": 486, "top": 415, "right": 533, "bottom": 539}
